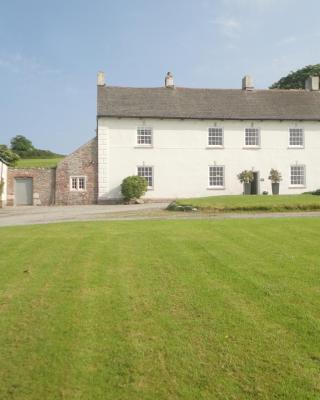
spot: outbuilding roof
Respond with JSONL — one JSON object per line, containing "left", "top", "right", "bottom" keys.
{"left": 0, "top": 157, "right": 9, "bottom": 165}
{"left": 97, "top": 86, "right": 320, "bottom": 121}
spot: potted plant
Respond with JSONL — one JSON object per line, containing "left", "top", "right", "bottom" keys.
{"left": 237, "top": 170, "right": 254, "bottom": 195}
{"left": 268, "top": 169, "right": 282, "bottom": 195}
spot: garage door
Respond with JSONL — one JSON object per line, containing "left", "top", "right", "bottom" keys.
{"left": 15, "top": 178, "right": 33, "bottom": 205}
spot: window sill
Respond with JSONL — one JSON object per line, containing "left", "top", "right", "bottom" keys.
{"left": 288, "top": 185, "right": 306, "bottom": 189}
{"left": 207, "top": 187, "right": 225, "bottom": 190}
{"left": 206, "top": 146, "right": 224, "bottom": 149}
{"left": 70, "top": 190, "right": 87, "bottom": 192}
{"left": 243, "top": 146, "right": 260, "bottom": 150}
{"left": 288, "top": 146, "right": 304, "bottom": 149}
{"left": 134, "top": 145, "right": 153, "bottom": 149}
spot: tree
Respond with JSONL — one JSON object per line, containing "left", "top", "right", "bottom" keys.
{"left": 270, "top": 64, "right": 320, "bottom": 89}
{"left": 0, "top": 145, "right": 20, "bottom": 166}
{"left": 10, "top": 135, "right": 34, "bottom": 153}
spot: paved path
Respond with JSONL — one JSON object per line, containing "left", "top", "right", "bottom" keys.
{"left": 1, "top": 204, "right": 320, "bottom": 227}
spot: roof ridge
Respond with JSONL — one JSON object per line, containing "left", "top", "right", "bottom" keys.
{"left": 104, "top": 85, "right": 309, "bottom": 93}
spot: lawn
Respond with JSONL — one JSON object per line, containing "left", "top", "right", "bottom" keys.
{"left": 0, "top": 219, "right": 320, "bottom": 399}
{"left": 15, "top": 157, "right": 64, "bottom": 168}
{"left": 175, "top": 194, "right": 320, "bottom": 212}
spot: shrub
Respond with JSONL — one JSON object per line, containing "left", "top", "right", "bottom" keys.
{"left": 121, "top": 175, "right": 148, "bottom": 201}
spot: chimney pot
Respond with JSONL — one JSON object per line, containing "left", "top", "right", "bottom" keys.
{"left": 97, "top": 71, "right": 105, "bottom": 86}
{"left": 305, "top": 76, "right": 319, "bottom": 91}
{"left": 165, "top": 72, "right": 174, "bottom": 88}
{"left": 242, "top": 75, "right": 254, "bottom": 90}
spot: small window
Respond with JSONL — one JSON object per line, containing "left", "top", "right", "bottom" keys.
{"left": 137, "top": 166, "right": 153, "bottom": 189}
{"left": 71, "top": 177, "right": 77, "bottom": 190}
{"left": 78, "top": 177, "right": 85, "bottom": 190}
{"left": 290, "top": 165, "right": 305, "bottom": 186}
{"left": 289, "top": 128, "right": 304, "bottom": 147}
{"left": 209, "top": 166, "right": 224, "bottom": 188}
{"left": 70, "top": 176, "right": 86, "bottom": 191}
{"left": 208, "top": 128, "right": 223, "bottom": 146}
{"left": 245, "top": 128, "right": 260, "bottom": 147}
{"left": 137, "top": 127, "right": 152, "bottom": 146}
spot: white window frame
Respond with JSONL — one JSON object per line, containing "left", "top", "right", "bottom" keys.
{"left": 289, "top": 128, "right": 304, "bottom": 148}
{"left": 136, "top": 127, "right": 153, "bottom": 147}
{"left": 70, "top": 176, "right": 87, "bottom": 191}
{"left": 244, "top": 128, "right": 260, "bottom": 148}
{"left": 207, "top": 127, "right": 224, "bottom": 148}
{"left": 137, "top": 166, "right": 154, "bottom": 190}
{"left": 208, "top": 165, "right": 225, "bottom": 189}
{"left": 289, "top": 165, "right": 306, "bottom": 187}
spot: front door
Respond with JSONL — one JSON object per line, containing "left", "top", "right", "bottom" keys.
{"left": 251, "top": 172, "right": 259, "bottom": 195}
{"left": 15, "top": 178, "right": 33, "bottom": 205}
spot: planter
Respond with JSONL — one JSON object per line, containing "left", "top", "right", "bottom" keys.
{"left": 244, "top": 182, "right": 251, "bottom": 195}
{"left": 272, "top": 182, "right": 280, "bottom": 195}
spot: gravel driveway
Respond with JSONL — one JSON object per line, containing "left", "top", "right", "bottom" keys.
{"left": 2, "top": 203, "right": 320, "bottom": 227}
{"left": 0, "top": 203, "right": 170, "bottom": 227}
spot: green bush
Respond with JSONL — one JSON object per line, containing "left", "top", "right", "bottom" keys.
{"left": 121, "top": 175, "right": 148, "bottom": 200}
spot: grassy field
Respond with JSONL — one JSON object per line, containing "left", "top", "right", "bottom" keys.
{"left": 0, "top": 219, "right": 320, "bottom": 399}
{"left": 176, "top": 194, "right": 320, "bottom": 212}
{"left": 15, "top": 157, "right": 64, "bottom": 168}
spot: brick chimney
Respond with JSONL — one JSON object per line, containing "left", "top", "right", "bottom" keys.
{"left": 165, "top": 72, "right": 174, "bottom": 88}
{"left": 305, "top": 76, "right": 319, "bottom": 91}
{"left": 242, "top": 75, "right": 254, "bottom": 91}
{"left": 97, "top": 71, "right": 105, "bottom": 86}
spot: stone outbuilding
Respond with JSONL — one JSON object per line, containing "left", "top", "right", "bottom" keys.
{"left": 6, "top": 138, "right": 98, "bottom": 206}
{"left": 55, "top": 138, "right": 98, "bottom": 205}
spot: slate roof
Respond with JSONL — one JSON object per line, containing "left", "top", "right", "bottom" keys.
{"left": 97, "top": 86, "right": 320, "bottom": 121}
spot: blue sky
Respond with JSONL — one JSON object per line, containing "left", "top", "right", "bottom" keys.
{"left": 1, "top": 0, "right": 320, "bottom": 153}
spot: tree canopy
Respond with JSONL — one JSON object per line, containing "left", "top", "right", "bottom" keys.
{"left": 270, "top": 64, "right": 320, "bottom": 89}
{"left": 0, "top": 145, "right": 19, "bottom": 166}
{"left": 10, "top": 135, "right": 34, "bottom": 153}
{"left": 8, "top": 135, "right": 63, "bottom": 159}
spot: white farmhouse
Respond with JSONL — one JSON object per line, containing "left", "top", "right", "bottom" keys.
{"left": 96, "top": 72, "right": 320, "bottom": 202}
{"left": 6, "top": 72, "right": 320, "bottom": 207}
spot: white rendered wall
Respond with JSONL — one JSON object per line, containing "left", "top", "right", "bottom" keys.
{"left": 0, "top": 161, "right": 7, "bottom": 206}
{"left": 97, "top": 117, "right": 320, "bottom": 200}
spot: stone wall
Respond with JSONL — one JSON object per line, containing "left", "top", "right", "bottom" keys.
{"left": 55, "top": 138, "right": 98, "bottom": 205}
{"left": 7, "top": 168, "right": 56, "bottom": 206}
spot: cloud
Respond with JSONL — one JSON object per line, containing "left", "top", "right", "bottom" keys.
{"left": 276, "top": 32, "right": 320, "bottom": 47}
{"left": 211, "top": 17, "right": 241, "bottom": 38}
{"left": 276, "top": 36, "right": 297, "bottom": 46}
{"left": 0, "top": 52, "right": 60, "bottom": 76}
{"left": 222, "top": 0, "right": 279, "bottom": 8}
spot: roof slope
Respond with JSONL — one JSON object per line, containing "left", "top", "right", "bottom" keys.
{"left": 97, "top": 86, "right": 320, "bottom": 121}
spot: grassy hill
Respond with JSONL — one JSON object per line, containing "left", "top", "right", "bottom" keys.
{"left": 15, "top": 157, "right": 64, "bottom": 168}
